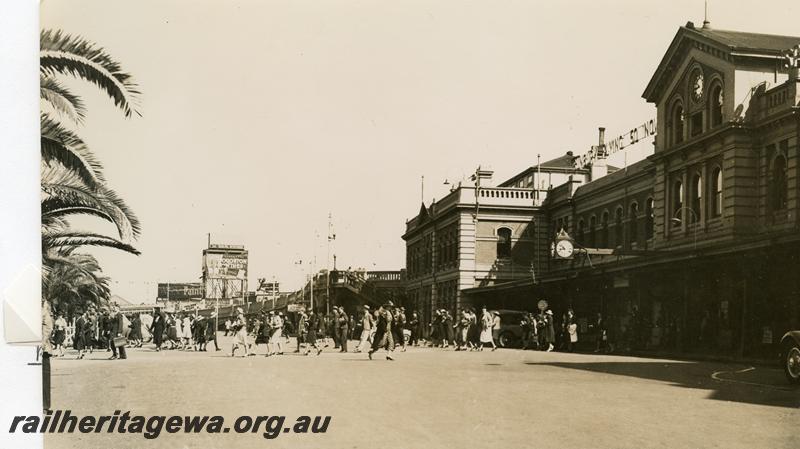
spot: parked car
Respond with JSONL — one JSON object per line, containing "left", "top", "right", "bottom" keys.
{"left": 488, "top": 309, "right": 528, "bottom": 348}
{"left": 780, "top": 331, "right": 800, "bottom": 384}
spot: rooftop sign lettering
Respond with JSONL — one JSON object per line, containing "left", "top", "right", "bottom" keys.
{"left": 574, "top": 119, "right": 657, "bottom": 169}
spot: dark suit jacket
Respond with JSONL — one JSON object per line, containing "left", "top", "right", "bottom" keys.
{"left": 150, "top": 312, "right": 167, "bottom": 334}
{"left": 109, "top": 313, "right": 126, "bottom": 336}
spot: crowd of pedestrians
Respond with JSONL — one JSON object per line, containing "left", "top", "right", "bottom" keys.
{"left": 46, "top": 300, "right": 624, "bottom": 362}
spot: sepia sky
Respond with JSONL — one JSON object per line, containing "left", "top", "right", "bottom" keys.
{"left": 40, "top": 0, "right": 800, "bottom": 302}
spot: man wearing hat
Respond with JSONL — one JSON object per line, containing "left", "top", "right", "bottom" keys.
{"left": 355, "top": 305, "right": 373, "bottom": 352}
{"left": 295, "top": 310, "right": 308, "bottom": 353}
{"left": 205, "top": 311, "right": 220, "bottom": 351}
{"left": 149, "top": 306, "right": 167, "bottom": 352}
{"left": 368, "top": 303, "right": 395, "bottom": 360}
{"left": 544, "top": 309, "right": 555, "bottom": 352}
{"left": 336, "top": 306, "right": 349, "bottom": 353}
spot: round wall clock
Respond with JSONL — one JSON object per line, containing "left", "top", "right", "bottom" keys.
{"left": 555, "top": 240, "right": 574, "bottom": 258}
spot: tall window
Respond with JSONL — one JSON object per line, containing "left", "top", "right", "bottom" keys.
{"left": 691, "top": 173, "right": 702, "bottom": 224}
{"left": 577, "top": 219, "right": 585, "bottom": 246}
{"left": 645, "top": 198, "right": 655, "bottom": 240}
{"left": 614, "top": 207, "right": 624, "bottom": 248}
{"left": 711, "top": 167, "right": 722, "bottom": 217}
{"left": 672, "top": 180, "right": 683, "bottom": 228}
{"left": 772, "top": 153, "right": 788, "bottom": 211}
{"left": 709, "top": 84, "right": 723, "bottom": 127}
{"left": 690, "top": 112, "right": 703, "bottom": 137}
{"left": 600, "top": 212, "right": 609, "bottom": 248}
{"left": 673, "top": 103, "right": 685, "bottom": 145}
{"left": 497, "top": 228, "right": 512, "bottom": 259}
{"left": 629, "top": 203, "right": 639, "bottom": 246}
{"left": 588, "top": 216, "right": 596, "bottom": 247}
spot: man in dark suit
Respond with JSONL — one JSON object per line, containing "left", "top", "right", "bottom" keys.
{"left": 149, "top": 306, "right": 167, "bottom": 351}
{"left": 99, "top": 309, "right": 111, "bottom": 351}
{"left": 108, "top": 305, "right": 127, "bottom": 360}
{"left": 337, "top": 307, "right": 349, "bottom": 353}
{"left": 206, "top": 311, "right": 220, "bottom": 351}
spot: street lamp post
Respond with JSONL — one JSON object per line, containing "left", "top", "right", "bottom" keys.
{"left": 670, "top": 207, "right": 699, "bottom": 250}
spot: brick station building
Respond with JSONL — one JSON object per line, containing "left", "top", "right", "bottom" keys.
{"left": 402, "top": 21, "right": 800, "bottom": 359}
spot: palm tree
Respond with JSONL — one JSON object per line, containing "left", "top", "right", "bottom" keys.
{"left": 43, "top": 250, "right": 111, "bottom": 317}
{"left": 40, "top": 29, "right": 142, "bottom": 260}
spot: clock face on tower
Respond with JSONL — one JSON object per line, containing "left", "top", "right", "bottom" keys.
{"left": 692, "top": 73, "right": 704, "bottom": 102}
{"left": 555, "top": 240, "right": 574, "bottom": 259}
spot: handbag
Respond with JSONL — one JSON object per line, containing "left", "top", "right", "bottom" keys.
{"left": 113, "top": 335, "right": 127, "bottom": 347}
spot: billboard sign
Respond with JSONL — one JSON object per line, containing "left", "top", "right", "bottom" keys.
{"left": 203, "top": 245, "right": 249, "bottom": 299}
{"left": 157, "top": 283, "right": 203, "bottom": 300}
{"left": 204, "top": 252, "right": 248, "bottom": 279}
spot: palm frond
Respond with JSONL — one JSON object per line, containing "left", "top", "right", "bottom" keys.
{"left": 41, "top": 215, "right": 70, "bottom": 235}
{"left": 40, "top": 76, "right": 86, "bottom": 124}
{"left": 40, "top": 29, "right": 141, "bottom": 118}
{"left": 41, "top": 113, "right": 105, "bottom": 189}
{"left": 41, "top": 165, "right": 141, "bottom": 240}
{"left": 43, "top": 231, "right": 141, "bottom": 256}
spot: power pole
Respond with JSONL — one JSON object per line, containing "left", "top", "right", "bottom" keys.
{"left": 327, "top": 213, "right": 335, "bottom": 315}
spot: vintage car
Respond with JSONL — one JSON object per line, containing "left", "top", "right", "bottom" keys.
{"left": 780, "top": 331, "right": 800, "bottom": 384}
{"left": 488, "top": 309, "right": 528, "bottom": 348}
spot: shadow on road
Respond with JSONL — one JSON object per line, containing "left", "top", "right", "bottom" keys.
{"left": 524, "top": 360, "right": 800, "bottom": 409}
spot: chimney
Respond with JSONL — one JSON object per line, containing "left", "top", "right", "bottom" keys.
{"left": 475, "top": 167, "right": 494, "bottom": 188}
{"left": 590, "top": 127, "right": 608, "bottom": 182}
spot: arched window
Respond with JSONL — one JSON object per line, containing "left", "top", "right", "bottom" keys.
{"left": 629, "top": 203, "right": 639, "bottom": 246}
{"left": 672, "top": 180, "right": 683, "bottom": 228}
{"left": 577, "top": 219, "right": 585, "bottom": 246}
{"left": 673, "top": 103, "right": 685, "bottom": 145}
{"left": 496, "top": 227, "right": 512, "bottom": 259}
{"left": 600, "top": 211, "right": 610, "bottom": 248}
{"left": 772, "top": 155, "right": 788, "bottom": 211}
{"left": 709, "top": 83, "right": 723, "bottom": 127}
{"left": 614, "top": 207, "right": 624, "bottom": 248}
{"left": 691, "top": 173, "right": 702, "bottom": 224}
{"left": 588, "top": 216, "right": 596, "bottom": 247}
{"left": 645, "top": 198, "right": 655, "bottom": 240}
{"left": 711, "top": 167, "right": 722, "bottom": 217}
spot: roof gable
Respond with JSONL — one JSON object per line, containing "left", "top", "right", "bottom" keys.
{"left": 643, "top": 23, "right": 800, "bottom": 103}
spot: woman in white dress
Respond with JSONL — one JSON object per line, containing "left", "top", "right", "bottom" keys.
{"left": 182, "top": 315, "right": 193, "bottom": 349}
{"left": 479, "top": 306, "right": 497, "bottom": 351}
{"left": 231, "top": 308, "right": 251, "bottom": 357}
{"left": 173, "top": 314, "right": 183, "bottom": 349}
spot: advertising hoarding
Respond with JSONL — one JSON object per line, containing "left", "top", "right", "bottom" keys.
{"left": 203, "top": 245, "right": 249, "bottom": 299}
{"left": 157, "top": 283, "right": 204, "bottom": 300}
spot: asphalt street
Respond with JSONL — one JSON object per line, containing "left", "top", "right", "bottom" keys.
{"left": 45, "top": 336, "right": 800, "bottom": 449}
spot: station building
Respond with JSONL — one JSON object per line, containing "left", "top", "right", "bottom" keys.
{"left": 402, "top": 21, "right": 800, "bottom": 359}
